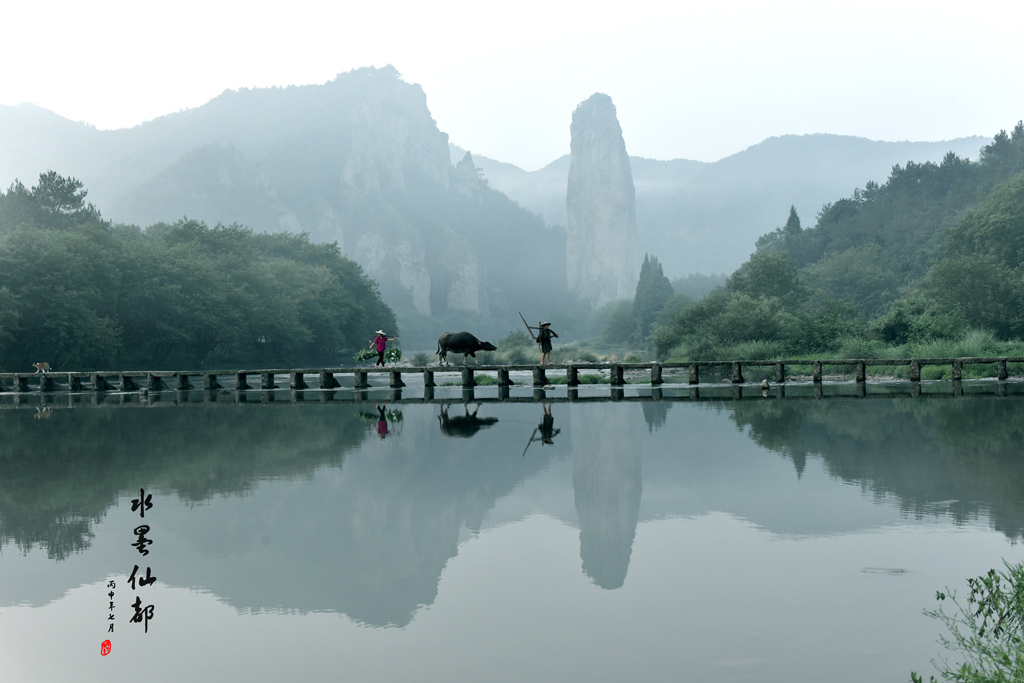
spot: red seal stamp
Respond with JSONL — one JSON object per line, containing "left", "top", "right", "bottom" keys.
{"left": 100, "top": 639, "right": 111, "bottom": 656}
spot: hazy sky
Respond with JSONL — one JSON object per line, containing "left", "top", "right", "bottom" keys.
{"left": 2, "top": 0, "right": 1021, "bottom": 171}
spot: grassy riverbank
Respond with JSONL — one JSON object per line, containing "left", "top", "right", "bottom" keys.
{"left": 661, "top": 329, "right": 1024, "bottom": 380}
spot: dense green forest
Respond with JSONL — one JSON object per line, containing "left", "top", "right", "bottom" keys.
{"left": 652, "top": 122, "right": 1024, "bottom": 362}
{"left": 0, "top": 172, "right": 396, "bottom": 371}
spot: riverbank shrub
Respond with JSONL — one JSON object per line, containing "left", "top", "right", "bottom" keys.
{"left": 912, "top": 561, "right": 1024, "bottom": 683}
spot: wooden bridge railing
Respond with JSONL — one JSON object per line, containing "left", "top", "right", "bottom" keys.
{"left": 1, "top": 357, "right": 1023, "bottom": 393}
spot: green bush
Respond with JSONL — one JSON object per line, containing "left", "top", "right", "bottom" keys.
{"left": 504, "top": 346, "right": 533, "bottom": 364}
{"left": 552, "top": 344, "right": 600, "bottom": 363}
{"left": 912, "top": 561, "right": 1024, "bottom": 683}
{"left": 834, "top": 336, "right": 890, "bottom": 359}
{"left": 500, "top": 330, "right": 533, "bottom": 348}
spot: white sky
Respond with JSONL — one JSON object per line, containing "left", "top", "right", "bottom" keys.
{"left": 1, "top": 0, "right": 1021, "bottom": 171}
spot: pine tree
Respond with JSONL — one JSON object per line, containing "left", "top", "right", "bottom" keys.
{"left": 783, "top": 205, "right": 802, "bottom": 238}
{"left": 633, "top": 254, "right": 674, "bottom": 343}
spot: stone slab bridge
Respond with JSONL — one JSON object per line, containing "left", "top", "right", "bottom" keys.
{"left": 2, "top": 357, "right": 1023, "bottom": 393}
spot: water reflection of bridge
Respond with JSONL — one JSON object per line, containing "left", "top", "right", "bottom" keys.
{"left": 2, "top": 377, "right": 1023, "bottom": 410}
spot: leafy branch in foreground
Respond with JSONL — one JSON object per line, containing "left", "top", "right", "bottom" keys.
{"left": 912, "top": 561, "right": 1024, "bottom": 683}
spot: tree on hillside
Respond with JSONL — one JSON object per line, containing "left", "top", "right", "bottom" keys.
{"left": 632, "top": 254, "right": 674, "bottom": 343}
{"left": 918, "top": 170, "right": 1024, "bottom": 339}
{"left": 727, "top": 251, "right": 806, "bottom": 305}
{"left": 755, "top": 206, "right": 803, "bottom": 253}
{"left": 0, "top": 171, "right": 101, "bottom": 234}
{"left": 783, "top": 205, "right": 802, "bottom": 238}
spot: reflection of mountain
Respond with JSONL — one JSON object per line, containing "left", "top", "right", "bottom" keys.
{"left": 0, "top": 403, "right": 364, "bottom": 560}
{"left": 729, "top": 397, "right": 1024, "bottom": 540}
{"left": 571, "top": 404, "right": 642, "bottom": 589}
{"left": 3, "top": 393, "right": 1024, "bottom": 626}
{"left": 0, "top": 402, "right": 555, "bottom": 627}
{"left": 167, "top": 406, "right": 550, "bottom": 626}
{"left": 641, "top": 400, "right": 671, "bottom": 433}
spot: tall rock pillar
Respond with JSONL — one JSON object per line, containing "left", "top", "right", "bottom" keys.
{"left": 566, "top": 93, "right": 639, "bottom": 308}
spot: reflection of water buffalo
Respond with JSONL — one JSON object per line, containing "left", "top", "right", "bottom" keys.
{"left": 438, "top": 404, "right": 499, "bottom": 438}
{"left": 436, "top": 331, "right": 497, "bottom": 365}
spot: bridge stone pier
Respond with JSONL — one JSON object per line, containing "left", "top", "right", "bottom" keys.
{"left": 3, "top": 357, "right": 1024, "bottom": 394}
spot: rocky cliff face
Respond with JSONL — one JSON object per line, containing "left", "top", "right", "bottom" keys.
{"left": 566, "top": 94, "right": 639, "bottom": 308}
{"left": 0, "top": 67, "right": 565, "bottom": 337}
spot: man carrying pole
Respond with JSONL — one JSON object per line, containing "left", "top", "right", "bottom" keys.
{"left": 520, "top": 312, "right": 558, "bottom": 365}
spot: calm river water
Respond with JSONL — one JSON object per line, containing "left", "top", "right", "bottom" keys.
{"left": 1, "top": 380, "right": 1023, "bottom": 682}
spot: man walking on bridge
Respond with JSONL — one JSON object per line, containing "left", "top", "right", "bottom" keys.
{"left": 536, "top": 322, "right": 558, "bottom": 365}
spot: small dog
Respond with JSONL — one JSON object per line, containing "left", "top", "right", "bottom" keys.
{"left": 34, "top": 407, "right": 52, "bottom": 419}
{"left": 32, "top": 362, "right": 50, "bottom": 374}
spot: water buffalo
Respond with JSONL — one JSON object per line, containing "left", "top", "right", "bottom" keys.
{"left": 436, "top": 331, "right": 497, "bottom": 365}
{"left": 438, "top": 404, "right": 499, "bottom": 438}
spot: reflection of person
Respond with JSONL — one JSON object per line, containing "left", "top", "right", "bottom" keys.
{"left": 376, "top": 403, "right": 389, "bottom": 439}
{"left": 539, "top": 402, "right": 556, "bottom": 444}
{"left": 536, "top": 322, "right": 558, "bottom": 365}
{"left": 372, "top": 330, "right": 397, "bottom": 368}
{"left": 523, "top": 402, "right": 561, "bottom": 454}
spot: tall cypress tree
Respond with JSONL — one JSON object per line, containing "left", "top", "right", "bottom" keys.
{"left": 783, "top": 205, "right": 802, "bottom": 238}
{"left": 633, "top": 254, "right": 674, "bottom": 343}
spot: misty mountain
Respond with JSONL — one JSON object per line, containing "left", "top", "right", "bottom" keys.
{"left": 0, "top": 67, "right": 564, "bottom": 348}
{"left": 453, "top": 134, "right": 990, "bottom": 278}
{"left": 0, "top": 70, "right": 993, "bottom": 349}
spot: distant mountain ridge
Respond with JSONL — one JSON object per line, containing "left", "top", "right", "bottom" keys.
{"left": 0, "top": 74, "right": 992, "bottom": 319}
{"left": 452, "top": 133, "right": 990, "bottom": 277}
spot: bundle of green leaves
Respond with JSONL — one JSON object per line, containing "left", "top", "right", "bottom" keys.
{"left": 913, "top": 561, "right": 1024, "bottom": 683}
